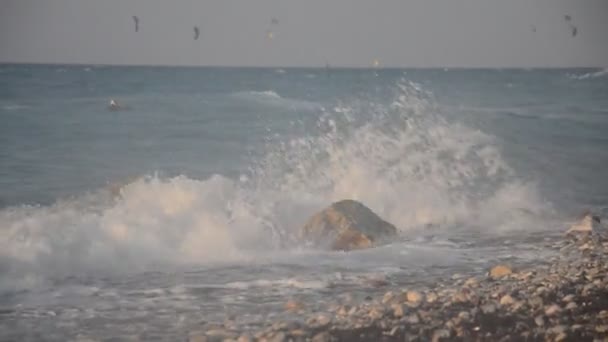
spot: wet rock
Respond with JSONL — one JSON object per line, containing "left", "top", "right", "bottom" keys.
{"left": 391, "top": 303, "right": 405, "bottom": 318}
{"left": 547, "top": 325, "right": 567, "bottom": 335}
{"left": 269, "top": 331, "right": 287, "bottom": 342}
{"left": 452, "top": 290, "right": 468, "bottom": 304}
{"left": 596, "top": 325, "right": 608, "bottom": 333}
{"left": 405, "top": 313, "right": 420, "bottom": 324}
{"left": 554, "top": 332, "right": 567, "bottom": 342}
{"left": 237, "top": 335, "right": 252, "bottom": 342}
{"left": 381, "top": 291, "right": 394, "bottom": 304}
{"left": 386, "top": 326, "right": 401, "bottom": 336}
{"left": 364, "top": 275, "right": 390, "bottom": 288}
{"left": 545, "top": 304, "right": 561, "bottom": 316}
{"left": 368, "top": 307, "right": 385, "bottom": 321}
{"left": 306, "top": 314, "right": 332, "bottom": 328}
{"left": 535, "top": 286, "right": 548, "bottom": 295}
{"left": 458, "top": 311, "right": 471, "bottom": 321}
{"left": 284, "top": 300, "right": 305, "bottom": 312}
{"left": 189, "top": 332, "right": 209, "bottom": 342}
{"left": 336, "top": 305, "right": 351, "bottom": 316}
{"left": 490, "top": 265, "right": 513, "bottom": 279}
{"left": 567, "top": 212, "right": 600, "bottom": 235}
{"left": 499, "top": 294, "right": 515, "bottom": 306}
{"left": 205, "top": 329, "right": 232, "bottom": 338}
{"left": 464, "top": 277, "right": 479, "bottom": 287}
{"left": 311, "top": 332, "right": 331, "bottom": 342}
{"left": 431, "top": 329, "right": 451, "bottom": 342}
{"left": 528, "top": 296, "right": 544, "bottom": 309}
{"left": 426, "top": 291, "right": 438, "bottom": 303}
{"left": 562, "top": 294, "right": 575, "bottom": 303}
{"left": 299, "top": 200, "right": 397, "bottom": 251}
{"left": 289, "top": 329, "right": 308, "bottom": 338}
{"left": 406, "top": 291, "right": 424, "bottom": 305}
{"left": 481, "top": 302, "right": 497, "bottom": 314}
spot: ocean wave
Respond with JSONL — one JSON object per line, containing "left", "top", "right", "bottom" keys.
{"left": 237, "top": 90, "right": 282, "bottom": 99}
{"left": 2, "top": 104, "right": 29, "bottom": 111}
{"left": 0, "top": 81, "right": 551, "bottom": 291}
{"left": 232, "top": 90, "right": 322, "bottom": 111}
{"left": 568, "top": 68, "right": 608, "bottom": 80}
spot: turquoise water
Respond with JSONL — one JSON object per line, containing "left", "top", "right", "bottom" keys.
{"left": 1, "top": 65, "right": 607, "bottom": 339}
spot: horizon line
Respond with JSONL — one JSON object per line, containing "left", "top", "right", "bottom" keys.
{"left": 1, "top": 61, "right": 605, "bottom": 70}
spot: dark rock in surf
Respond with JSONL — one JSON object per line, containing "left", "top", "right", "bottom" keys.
{"left": 299, "top": 200, "right": 397, "bottom": 251}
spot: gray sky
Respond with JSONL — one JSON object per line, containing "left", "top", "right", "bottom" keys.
{"left": 1, "top": 0, "right": 607, "bottom": 67}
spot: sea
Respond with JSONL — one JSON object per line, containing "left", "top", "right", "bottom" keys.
{"left": 1, "top": 65, "right": 607, "bottom": 340}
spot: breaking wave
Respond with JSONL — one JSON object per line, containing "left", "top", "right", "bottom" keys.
{"left": 0, "top": 81, "right": 551, "bottom": 291}
{"left": 231, "top": 90, "right": 322, "bottom": 111}
{"left": 568, "top": 68, "right": 608, "bottom": 80}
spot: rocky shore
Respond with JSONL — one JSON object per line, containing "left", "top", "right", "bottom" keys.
{"left": 192, "top": 224, "right": 608, "bottom": 342}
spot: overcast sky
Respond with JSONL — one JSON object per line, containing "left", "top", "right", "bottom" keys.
{"left": 1, "top": 0, "right": 607, "bottom": 67}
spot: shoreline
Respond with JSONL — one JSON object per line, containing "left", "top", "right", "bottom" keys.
{"left": 192, "top": 230, "right": 608, "bottom": 342}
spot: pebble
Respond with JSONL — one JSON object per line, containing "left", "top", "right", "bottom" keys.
{"left": 289, "top": 329, "right": 307, "bottom": 337}
{"left": 528, "top": 296, "right": 544, "bottom": 308}
{"left": 499, "top": 294, "right": 515, "bottom": 306}
{"left": 311, "top": 332, "right": 331, "bottom": 342}
{"left": 306, "top": 314, "right": 332, "bottom": 328}
{"left": 458, "top": 311, "right": 471, "bottom": 321}
{"left": 431, "top": 329, "right": 450, "bottom": 342}
{"left": 596, "top": 325, "right": 608, "bottom": 333}
{"left": 237, "top": 335, "right": 252, "bottom": 342}
{"left": 382, "top": 291, "right": 394, "bottom": 304}
{"left": 206, "top": 329, "right": 232, "bottom": 338}
{"left": 387, "top": 326, "right": 400, "bottom": 336}
{"left": 547, "top": 325, "right": 567, "bottom": 335}
{"left": 426, "top": 292, "right": 438, "bottom": 303}
{"left": 464, "top": 277, "right": 479, "bottom": 287}
{"left": 490, "top": 265, "right": 513, "bottom": 279}
{"left": 391, "top": 303, "right": 405, "bottom": 318}
{"left": 545, "top": 304, "right": 561, "bottom": 316}
{"left": 405, "top": 313, "right": 420, "bottom": 324}
{"left": 368, "top": 307, "right": 384, "bottom": 321}
{"left": 534, "top": 315, "right": 545, "bottom": 327}
{"left": 480, "top": 302, "right": 497, "bottom": 314}
{"left": 562, "top": 294, "right": 575, "bottom": 302}
{"left": 406, "top": 291, "right": 424, "bottom": 304}
{"left": 337, "top": 305, "right": 351, "bottom": 316}
{"left": 188, "top": 333, "right": 208, "bottom": 342}
{"left": 571, "top": 324, "right": 583, "bottom": 331}
{"left": 284, "top": 300, "right": 305, "bottom": 312}
{"left": 554, "top": 332, "right": 568, "bottom": 342}
{"left": 267, "top": 332, "right": 286, "bottom": 342}
{"left": 452, "top": 291, "right": 469, "bottom": 303}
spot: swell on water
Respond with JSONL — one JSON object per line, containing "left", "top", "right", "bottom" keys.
{"left": 0, "top": 81, "right": 552, "bottom": 291}
{"left": 568, "top": 68, "right": 608, "bottom": 80}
